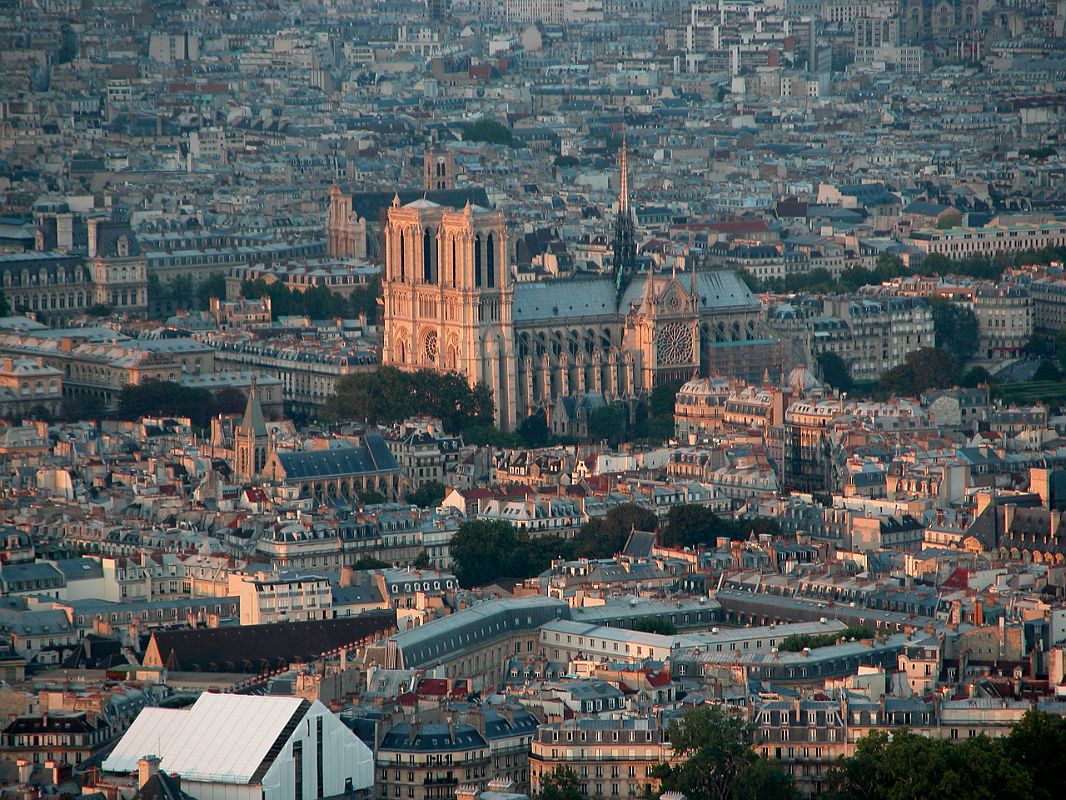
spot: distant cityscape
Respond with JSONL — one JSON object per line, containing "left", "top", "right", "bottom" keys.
{"left": 2, "top": 2, "right": 1066, "bottom": 800}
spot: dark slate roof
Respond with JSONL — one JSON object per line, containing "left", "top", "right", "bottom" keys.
{"left": 147, "top": 609, "right": 396, "bottom": 672}
{"left": 482, "top": 709, "right": 538, "bottom": 740}
{"left": 2, "top": 712, "right": 107, "bottom": 736}
{"left": 94, "top": 220, "right": 142, "bottom": 257}
{"left": 380, "top": 722, "right": 487, "bottom": 752}
{"left": 623, "top": 530, "right": 657, "bottom": 559}
{"left": 275, "top": 434, "right": 399, "bottom": 480}
{"left": 342, "top": 187, "right": 491, "bottom": 223}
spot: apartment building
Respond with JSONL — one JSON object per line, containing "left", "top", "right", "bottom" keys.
{"left": 529, "top": 717, "right": 673, "bottom": 799}
{"left": 1028, "top": 276, "right": 1066, "bottom": 331}
{"left": 910, "top": 220, "right": 1066, "bottom": 260}
{"left": 0, "top": 356, "right": 62, "bottom": 417}
{"left": 229, "top": 570, "right": 332, "bottom": 625}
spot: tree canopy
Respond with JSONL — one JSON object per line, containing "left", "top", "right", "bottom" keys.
{"left": 930, "top": 298, "right": 980, "bottom": 363}
{"left": 632, "top": 616, "right": 677, "bottom": 635}
{"left": 406, "top": 481, "right": 446, "bottom": 508}
{"left": 879, "top": 347, "right": 959, "bottom": 397}
{"left": 322, "top": 366, "right": 494, "bottom": 433}
{"left": 653, "top": 705, "right": 798, "bottom": 800}
{"left": 241, "top": 276, "right": 380, "bottom": 322}
{"left": 448, "top": 503, "right": 656, "bottom": 588}
{"left": 817, "top": 351, "right": 852, "bottom": 393}
{"left": 536, "top": 767, "right": 581, "bottom": 800}
{"left": 463, "top": 118, "right": 513, "bottom": 146}
{"left": 117, "top": 379, "right": 246, "bottom": 428}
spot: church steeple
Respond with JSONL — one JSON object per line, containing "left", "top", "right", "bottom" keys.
{"left": 235, "top": 378, "right": 269, "bottom": 481}
{"left": 613, "top": 132, "right": 637, "bottom": 305}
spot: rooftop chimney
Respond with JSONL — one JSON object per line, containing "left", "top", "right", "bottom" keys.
{"left": 138, "top": 755, "right": 160, "bottom": 789}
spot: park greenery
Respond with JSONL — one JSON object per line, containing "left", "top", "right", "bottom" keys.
{"left": 929, "top": 298, "right": 980, "bottom": 363}
{"left": 462, "top": 118, "right": 514, "bottom": 146}
{"left": 241, "top": 276, "right": 380, "bottom": 321}
{"left": 777, "top": 626, "right": 873, "bottom": 652}
{"left": 406, "top": 480, "right": 446, "bottom": 508}
{"left": 451, "top": 504, "right": 784, "bottom": 588}
{"left": 659, "top": 504, "right": 780, "bottom": 549}
{"left": 825, "top": 710, "right": 1066, "bottom": 800}
{"left": 538, "top": 708, "right": 1066, "bottom": 800}
{"left": 117, "top": 379, "right": 246, "bottom": 429}
{"left": 632, "top": 616, "right": 678, "bottom": 636}
{"left": 448, "top": 504, "right": 657, "bottom": 588}
{"left": 877, "top": 346, "right": 960, "bottom": 397}
{"left": 322, "top": 366, "right": 494, "bottom": 433}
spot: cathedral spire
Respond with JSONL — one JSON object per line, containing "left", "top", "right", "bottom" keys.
{"left": 613, "top": 130, "right": 637, "bottom": 306}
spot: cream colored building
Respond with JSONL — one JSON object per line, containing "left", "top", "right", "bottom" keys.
{"left": 0, "top": 357, "right": 61, "bottom": 417}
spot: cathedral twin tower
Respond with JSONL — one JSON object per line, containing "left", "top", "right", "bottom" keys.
{"left": 381, "top": 195, "right": 518, "bottom": 430}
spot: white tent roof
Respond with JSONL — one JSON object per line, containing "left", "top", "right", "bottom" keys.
{"left": 103, "top": 694, "right": 305, "bottom": 784}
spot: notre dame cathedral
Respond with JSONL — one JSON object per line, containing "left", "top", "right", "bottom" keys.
{"left": 332, "top": 142, "right": 779, "bottom": 430}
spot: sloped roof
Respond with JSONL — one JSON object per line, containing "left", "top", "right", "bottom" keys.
{"left": 146, "top": 610, "right": 395, "bottom": 672}
{"left": 274, "top": 434, "right": 398, "bottom": 480}
{"left": 103, "top": 695, "right": 308, "bottom": 783}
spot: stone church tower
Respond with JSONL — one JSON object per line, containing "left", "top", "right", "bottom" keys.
{"left": 326, "top": 183, "right": 368, "bottom": 259}
{"left": 381, "top": 195, "right": 517, "bottom": 430}
{"left": 235, "top": 381, "right": 270, "bottom": 481}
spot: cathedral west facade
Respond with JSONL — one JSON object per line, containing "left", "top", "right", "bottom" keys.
{"left": 370, "top": 144, "right": 773, "bottom": 431}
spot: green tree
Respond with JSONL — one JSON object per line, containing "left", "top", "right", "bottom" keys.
{"left": 655, "top": 705, "right": 796, "bottom": 800}
{"left": 518, "top": 412, "right": 552, "bottom": 447}
{"left": 554, "top": 155, "right": 579, "bottom": 168}
{"left": 930, "top": 299, "right": 979, "bottom": 363}
{"left": 816, "top": 352, "right": 852, "bottom": 393}
{"left": 1056, "top": 330, "right": 1066, "bottom": 366}
{"left": 662, "top": 504, "right": 730, "bottom": 548}
{"left": 1034, "top": 360, "right": 1062, "bottom": 382}
{"left": 879, "top": 347, "right": 959, "bottom": 397}
{"left": 406, "top": 481, "right": 446, "bottom": 508}
{"left": 824, "top": 730, "right": 1032, "bottom": 800}
{"left": 1001, "top": 710, "right": 1066, "bottom": 800}
{"left": 351, "top": 557, "right": 390, "bottom": 570}
{"left": 0, "top": 288, "right": 10, "bottom": 317}
{"left": 631, "top": 616, "right": 677, "bottom": 635}
{"left": 197, "top": 272, "right": 227, "bottom": 309}
{"left": 921, "top": 252, "right": 954, "bottom": 275}
{"left": 463, "top": 119, "right": 513, "bottom": 146}
{"left": 961, "top": 366, "right": 993, "bottom": 387}
{"left": 536, "top": 767, "right": 582, "bottom": 800}
{"left": 412, "top": 551, "right": 432, "bottom": 569}
{"left": 572, "top": 503, "right": 657, "bottom": 559}
{"left": 359, "top": 489, "right": 386, "bottom": 505}
{"left": 588, "top": 404, "right": 625, "bottom": 443}
{"left": 874, "top": 253, "right": 908, "bottom": 281}
{"left": 449, "top": 520, "right": 530, "bottom": 587}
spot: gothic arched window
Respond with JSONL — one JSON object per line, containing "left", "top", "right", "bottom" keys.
{"left": 423, "top": 228, "right": 434, "bottom": 284}
{"left": 399, "top": 230, "right": 406, "bottom": 281}
{"left": 486, "top": 233, "right": 496, "bottom": 289}
{"left": 474, "top": 234, "right": 483, "bottom": 288}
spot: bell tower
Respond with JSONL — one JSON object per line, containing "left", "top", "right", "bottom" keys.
{"left": 382, "top": 196, "right": 517, "bottom": 430}
{"left": 235, "top": 380, "right": 270, "bottom": 481}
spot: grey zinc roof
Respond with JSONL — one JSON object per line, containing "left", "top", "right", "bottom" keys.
{"left": 512, "top": 269, "right": 756, "bottom": 323}
{"left": 392, "top": 597, "right": 569, "bottom": 669}
{"left": 276, "top": 434, "right": 398, "bottom": 480}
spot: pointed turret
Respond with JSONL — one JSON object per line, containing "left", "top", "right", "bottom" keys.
{"left": 613, "top": 131, "right": 637, "bottom": 305}
{"left": 241, "top": 379, "right": 268, "bottom": 438}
